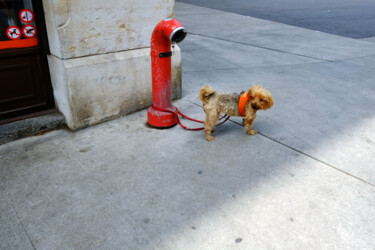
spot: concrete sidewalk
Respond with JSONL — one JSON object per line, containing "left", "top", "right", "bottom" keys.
{"left": 1, "top": 2, "right": 375, "bottom": 249}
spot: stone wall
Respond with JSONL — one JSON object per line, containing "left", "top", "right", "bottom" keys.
{"left": 42, "top": 0, "right": 182, "bottom": 129}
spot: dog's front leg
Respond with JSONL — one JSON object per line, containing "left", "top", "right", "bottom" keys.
{"left": 244, "top": 114, "right": 257, "bottom": 135}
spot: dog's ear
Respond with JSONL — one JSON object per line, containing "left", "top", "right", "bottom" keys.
{"left": 248, "top": 85, "right": 262, "bottom": 98}
{"left": 269, "top": 95, "right": 274, "bottom": 108}
{"left": 247, "top": 88, "right": 254, "bottom": 99}
{"left": 263, "top": 94, "right": 274, "bottom": 108}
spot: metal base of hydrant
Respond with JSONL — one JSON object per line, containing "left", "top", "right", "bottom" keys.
{"left": 147, "top": 105, "right": 178, "bottom": 128}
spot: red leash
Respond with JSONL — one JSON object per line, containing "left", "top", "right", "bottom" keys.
{"left": 151, "top": 105, "right": 230, "bottom": 131}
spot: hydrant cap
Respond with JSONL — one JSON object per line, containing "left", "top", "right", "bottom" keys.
{"left": 170, "top": 26, "right": 187, "bottom": 43}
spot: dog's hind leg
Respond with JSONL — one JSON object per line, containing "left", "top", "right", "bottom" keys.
{"left": 204, "top": 111, "right": 220, "bottom": 141}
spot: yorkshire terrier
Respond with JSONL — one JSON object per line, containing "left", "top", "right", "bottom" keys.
{"left": 198, "top": 85, "right": 274, "bottom": 141}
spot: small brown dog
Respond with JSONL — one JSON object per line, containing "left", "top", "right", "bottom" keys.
{"left": 198, "top": 85, "right": 274, "bottom": 141}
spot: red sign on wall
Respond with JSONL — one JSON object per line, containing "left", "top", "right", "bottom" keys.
{"left": 19, "top": 9, "right": 35, "bottom": 23}
{"left": 6, "top": 26, "right": 22, "bottom": 40}
{"left": 1, "top": 8, "right": 38, "bottom": 50}
{"left": 22, "top": 25, "right": 37, "bottom": 38}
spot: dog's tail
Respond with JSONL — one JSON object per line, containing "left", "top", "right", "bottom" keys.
{"left": 199, "top": 85, "right": 216, "bottom": 104}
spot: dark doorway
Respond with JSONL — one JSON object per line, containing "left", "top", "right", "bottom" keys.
{"left": 0, "top": 0, "right": 54, "bottom": 124}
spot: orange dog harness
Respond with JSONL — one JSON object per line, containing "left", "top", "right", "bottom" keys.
{"left": 238, "top": 91, "right": 250, "bottom": 117}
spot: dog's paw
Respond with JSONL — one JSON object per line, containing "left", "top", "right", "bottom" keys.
{"left": 206, "top": 135, "right": 215, "bottom": 141}
{"left": 247, "top": 129, "right": 257, "bottom": 135}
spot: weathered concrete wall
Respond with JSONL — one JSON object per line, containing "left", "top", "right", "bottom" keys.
{"left": 42, "top": 0, "right": 182, "bottom": 130}
{"left": 43, "top": 0, "right": 175, "bottom": 59}
{"left": 48, "top": 46, "right": 182, "bottom": 130}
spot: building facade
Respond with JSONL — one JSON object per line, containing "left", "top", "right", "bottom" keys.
{"left": 0, "top": 0, "right": 181, "bottom": 129}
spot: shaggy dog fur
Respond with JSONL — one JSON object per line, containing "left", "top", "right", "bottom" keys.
{"left": 198, "top": 85, "right": 274, "bottom": 141}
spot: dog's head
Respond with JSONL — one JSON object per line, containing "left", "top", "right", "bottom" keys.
{"left": 247, "top": 85, "right": 274, "bottom": 110}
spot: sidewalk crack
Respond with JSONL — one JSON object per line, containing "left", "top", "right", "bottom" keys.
{"left": 12, "top": 203, "right": 37, "bottom": 250}
{"left": 188, "top": 100, "right": 375, "bottom": 187}
{"left": 257, "top": 131, "right": 375, "bottom": 187}
{"left": 188, "top": 32, "right": 332, "bottom": 62}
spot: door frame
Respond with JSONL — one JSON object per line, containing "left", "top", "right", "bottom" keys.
{"left": 0, "top": 0, "right": 55, "bottom": 125}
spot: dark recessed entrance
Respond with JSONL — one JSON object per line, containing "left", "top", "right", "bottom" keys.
{"left": 0, "top": 0, "right": 54, "bottom": 124}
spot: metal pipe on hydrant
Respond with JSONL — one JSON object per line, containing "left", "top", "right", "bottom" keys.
{"left": 147, "top": 18, "right": 187, "bottom": 128}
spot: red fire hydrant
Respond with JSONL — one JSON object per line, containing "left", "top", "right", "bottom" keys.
{"left": 147, "top": 18, "right": 187, "bottom": 128}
